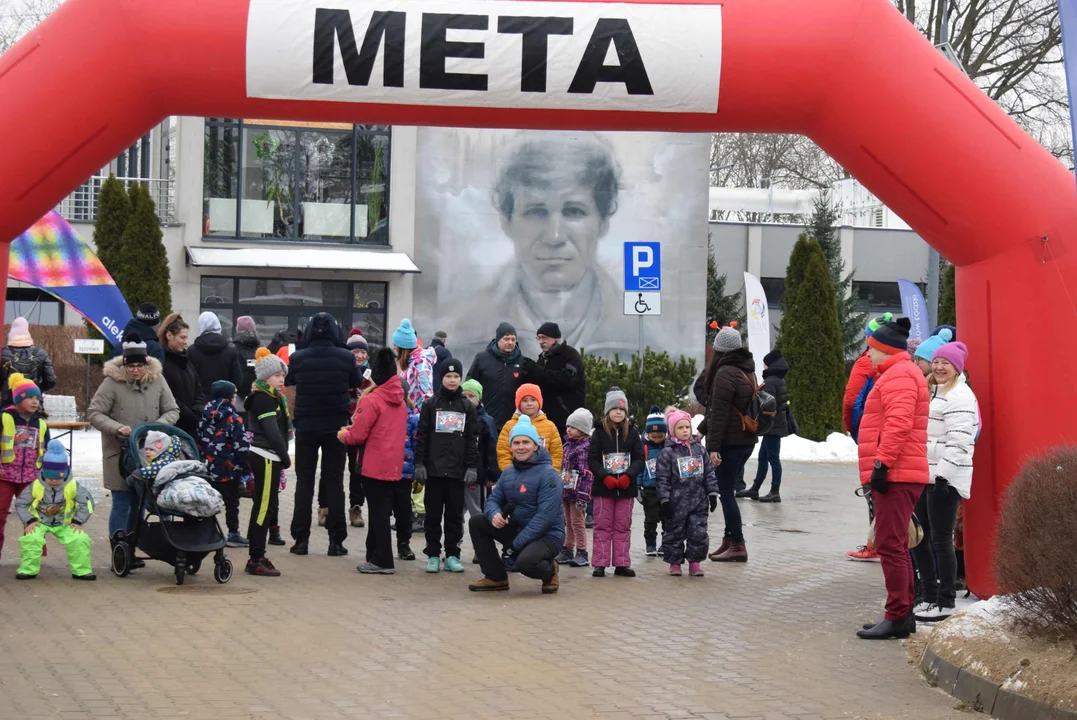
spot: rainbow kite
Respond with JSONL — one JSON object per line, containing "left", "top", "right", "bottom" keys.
{"left": 9, "top": 211, "right": 133, "bottom": 347}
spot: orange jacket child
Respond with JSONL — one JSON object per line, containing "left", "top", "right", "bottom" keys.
{"left": 497, "top": 383, "right": 563, "bottom": 472}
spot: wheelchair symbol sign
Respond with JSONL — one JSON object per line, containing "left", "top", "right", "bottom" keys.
{"left": 624, "top": 291, "right": 661, "bottom": 316}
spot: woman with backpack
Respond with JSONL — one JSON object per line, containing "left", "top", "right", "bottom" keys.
{"left": 1, "top": 318, "right": 56, "bottom": 407}
{"left": 704, "top": 326, "right": 759, "bottom": 563}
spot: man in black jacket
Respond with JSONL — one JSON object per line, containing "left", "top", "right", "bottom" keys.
{"left": 286, "top": 312, "right": 361, "bottom": 557}
{"left": 466, "top": 322, "right": 528, "bottom": 432}
{"left": 109, "top": 302, "right": 165, "bottom": 364}
{"left": 188, "top": 312, "right": 244, "bottom": 398}
{"left": 523, "top": 322, "right": 586, "bottom": 437}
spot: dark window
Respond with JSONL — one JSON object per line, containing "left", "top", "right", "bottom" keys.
{"left": 199, "top": 276, "right": 388, "bottom": 346}
{"left": 203, "top": 119, "right": 391, "bottom": 245}
{"left": 760, "top": 277, "right": 787, "bottom": 308}
{"left": 853, "top": 281, "right": 924, "bottom": 311}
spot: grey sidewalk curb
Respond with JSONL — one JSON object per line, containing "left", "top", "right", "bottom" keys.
{"left": 920, "top": 643, "right": 1077, "bottom": 719}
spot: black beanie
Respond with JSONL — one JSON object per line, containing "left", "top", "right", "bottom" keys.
{"left": 868, "top": 317, "right": 912, "bottom": 355}
{"left": 370, "top": 347, "right": 398, "bottom": 386}
{"left": 495, "top": 322, "right": 517, "bottom": 341}
{"left": 537, "top": 322, "right": 562, "bottom": 339}
{"left": 763, "top": 349, "right": 783, "bottom": 366}
{"left": 439, "top": 358, "right": 463, "bottom": 378}
{"left": 136, "top": 302, "right": 160, "bottom": 327}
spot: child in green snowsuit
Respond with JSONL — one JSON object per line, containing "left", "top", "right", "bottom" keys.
{"left": 14, "top": 439, "right": 96, "bottom": 580}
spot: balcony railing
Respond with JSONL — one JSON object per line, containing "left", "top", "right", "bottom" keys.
{"left": 56, "top": 176, "right": 176, "bottom": 225}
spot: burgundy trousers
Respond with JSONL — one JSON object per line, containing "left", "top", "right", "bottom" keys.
{"left": 873, "top": 481, "right": 923, "bottom": 621}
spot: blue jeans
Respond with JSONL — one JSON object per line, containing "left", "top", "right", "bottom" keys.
{"left": 753, "top": 435, "right": 783, "bottom": 490}
{"left": 717, "top": 445, "right": 753, "bottom": 542}
{"left": 108, "top": 490, "right": 141, "bottom": 537}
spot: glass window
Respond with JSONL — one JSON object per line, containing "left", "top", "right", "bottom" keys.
{"left": 351, "top": 312, "right": 386, "bottom": 347}
{"left": 854, "top": 281, "right": 918, "bottom": 310}
{"left": 247, "top": 314, "right": 290, "bottom": 341}
{"left": 760, "top": 277, "right": 786, "bottom": 308}
{"left": 202, "top": 120, "right": 391, "bottom": 245}
{"left": 203, "top": 120, "right": 240, "bottom": 237}
{"left": 201, "top": 277, "right": 234, "bottom": 305}
{"left": 237, "top": 278, "right": 348, "bottom": 307}
{"left": 5, "top": 296, "right": 63, "bottom": 325}
{"left": 353, "top": 282, "right": 386, "bottom": 309}
{"left": 213, "top": 310, "right": 234, "bottom": 340}
{"left": 242, "top": 127, "right": 296, "bottom": 238}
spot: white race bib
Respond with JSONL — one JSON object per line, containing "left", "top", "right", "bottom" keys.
{"left": 677, "top": 455, "right": 703, "bottom": 479}
{"left": 561, "top": 469, "right": 578, "bottom": 490}
{"left": 645, "top": 458, "right": 657, "bottom": 477}
{"left": 604, "top": 453, "right": 630, "bottom": 474}
{"left": 435, "top": 411, "right": 466, "bottom": 433}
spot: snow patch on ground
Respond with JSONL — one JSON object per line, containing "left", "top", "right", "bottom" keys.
{"left": 933, "top": 595, "right": 1015, "bottom": 642}
{"left": 690, "top": 417, "right": 858, "bottom": 463}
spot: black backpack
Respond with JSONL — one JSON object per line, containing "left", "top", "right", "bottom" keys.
{"left": 735, "top": 370, "right": 777, "bottom": 436}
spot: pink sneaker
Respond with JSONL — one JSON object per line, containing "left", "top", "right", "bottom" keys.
{"left": 669, "top": 564, "right": 682, "bottom": 576}
{"left": 689, "top": 562, "right": 704, "bottom": 576}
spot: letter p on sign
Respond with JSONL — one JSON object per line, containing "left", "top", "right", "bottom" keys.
{"left": 633, "top": 246, "right": 652, "bottom": 276}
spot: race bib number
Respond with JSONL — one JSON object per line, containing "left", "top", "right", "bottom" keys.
{"left": 14, "top": 426, "right": 39, "bottom": 450}
{"left": 561, "top": 469, "right": 579, "bottom": 490}
{"left": 645, "top": 458, "right": 657, "bottom": 477}
{"left": 604, "top": 453, "right": 630, "bottom": 474}
{"left": 677, "top": 456, "right": 703, "bottom": 479}
{"left": 537, "top": 437, "right": 546, "bottom": 448}
{"left": 435, "top": 411, "right": 466, "bottom": 433}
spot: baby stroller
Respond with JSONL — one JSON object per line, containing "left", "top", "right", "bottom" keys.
{"left": 110, "top": 422, "right": 233, "bottom": 585}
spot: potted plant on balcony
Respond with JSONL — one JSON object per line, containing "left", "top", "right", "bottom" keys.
{"left": 253, "top": 130, "right": 293, "bottom": 236}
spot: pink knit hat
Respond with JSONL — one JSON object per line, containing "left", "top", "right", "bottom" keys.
{"left": 7, "top": 317, "right": 32, "bottom": 347}
{"left": 933, "top": 341, "right": 968, "bottom": 374}
{"left": 666, "top": 409, "right": 692, "bottom": 437}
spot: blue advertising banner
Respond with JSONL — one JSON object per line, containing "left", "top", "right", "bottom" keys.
{"left": 897, "top": 278, "right": 930, "bottom": 342}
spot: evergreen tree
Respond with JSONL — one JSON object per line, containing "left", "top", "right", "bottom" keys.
{"left": 706, "top": 243, "right": 745, "bottom": 343}
{"left": 938, "top": 261, "right": 956, "bottom": 328}
{"left": 116, "top": 183, "right": 172, "bottom": 317}
{"left": 807, "top": 194, "right": 867, "bottom": 357}
{"left": 780, "top": 237, "right": 845, "bottom": 441}
{"left": 88, "top": 175, "right": 132, "bottom": 351}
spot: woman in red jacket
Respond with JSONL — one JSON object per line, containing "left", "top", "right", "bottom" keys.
{"left": 855, "top": 317, "right": 930, "bottom": 640}
{"left": 338, "top": 348, "right": 408, "bottom": 575}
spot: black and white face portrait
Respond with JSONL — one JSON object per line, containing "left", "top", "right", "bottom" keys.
{"left": 414, "top": 128, "right": 709, "bottom": 367}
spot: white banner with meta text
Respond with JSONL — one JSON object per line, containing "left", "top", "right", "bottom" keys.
{"left": 246, "top": 0, "right": 722, "bottom": 113}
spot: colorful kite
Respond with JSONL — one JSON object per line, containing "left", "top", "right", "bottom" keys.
{"left": 9, "top": 211, "right": 133, "bottom": 347}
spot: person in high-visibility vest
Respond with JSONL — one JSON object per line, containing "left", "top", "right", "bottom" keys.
{"left": 0, "top": 372, "right": 50, "bottom": 561}
{"left": 14, "top": 439, "right": 96, "bottom": 581}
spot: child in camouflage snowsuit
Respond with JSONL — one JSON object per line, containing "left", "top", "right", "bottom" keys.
{"left": 197, "top": 381, "right": 252, "bottom": 546}
{"left": 656, "top": 409, "right": 718, "bottom": 577}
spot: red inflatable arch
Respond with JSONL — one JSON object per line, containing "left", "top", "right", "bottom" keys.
{"left": 2, "top": 0, "right": 1075, "bottom": 595}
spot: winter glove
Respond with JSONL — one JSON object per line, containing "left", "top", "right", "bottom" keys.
{"left": 603, "top": 474, "right": 619, "bottom": 490}
{"left": 709, "top": 494, "right": 718, "bottom": 513}
{"left": 870, "top": 462, "right": 889, "bottom": 495}
{"left": 616, "top": 474, "right": 631, "bottom": 490}
{"left": 661, "top": 501, "right": 673, "bottom": 520}
{"left": 463, "top": 468, "right": 477, "bottom": 486}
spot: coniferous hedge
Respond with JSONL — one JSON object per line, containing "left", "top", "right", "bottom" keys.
{"left": 938, "top": 261, "right": 956, "bottom": 329}
{"left": 116, "top": 182, "right": 172, "bottom": 318}
{"left": 779, "top": 237, "right": 845, "bottom": 441}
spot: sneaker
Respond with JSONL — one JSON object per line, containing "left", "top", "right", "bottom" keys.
{"left": 645, "top": 543, "right": 658, "bottom": 557}
{"left": 245, "top": 557, "right": 281, "bottom": 577}
{"left": 847, "top": 545, "right": 881, "bottom": 562}
{"left": 72, "top": 573, "right": 97, "bottom": 581}
{"left": 555, "top": 547, "right": 575, "bottom": 564}
{"left": 912, "top": 601, "right": 934, "bottom": 616}
{"left": 350, "top": 505, "right": 365, "bottom": 528}
{"left": 592, "top": 567, "right": 606, "bottom": 578}
{"left": 357, "top": 562, "right": 395, "bottom": 574}
{"left": 469, "top": 577, "right": 509, "bottom": 592}
{"left": 916, "top": 604, "right": 956, "bottom": 622}
{"left": 226, "top": 532, "right": 249, "bottom": 548}
{"left": 614, "top": 567, "right": 636, "bottom": 578}
{"left": 268, "top": 527, "right": 286, "bottom": 546}
{"left": 444, "top": 556, "right": 465, "bottom": 573}
{"left": 585, "top": 513, "right": 594, "bottom": 529}
{"left": 542, "top": 562, "right": 559, "bottom": 594}
{"left": 398, "top": 545, "right": 416, "bottom": 561}
{"left": 317, "top": 507, "right": 328, "bottom": 527}
{"left": 669, "top": 564, "right": 682, "bottom": 576}
{"left": 569, "top": 550, "right": 589, "bottom": 567}
{"left": 689, "top": 562, "right": 704, "bottom": 577}
{"left": 425, "top": 556, "right": 441, "bottom": 573}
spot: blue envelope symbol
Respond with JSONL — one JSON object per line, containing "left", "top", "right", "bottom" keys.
{"left": 638, "top": 277, "right": 659, "bottom": 289}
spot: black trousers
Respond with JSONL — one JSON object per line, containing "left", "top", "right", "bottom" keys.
{"left": 362, "top": 477, "right": 412, "bottom": 568}
{"left": 423, "top": 476, "right": 465, "bottom": 559}
{"left": 248, "top": 454, "right": 281, "bottom": 560}
{"left": 348, "top": 445, "right": 365, "bottom": 508}
{"left": 292, "top": 430, "right": 348, "bottom": 543}
{"left": 217, "top": 478, "right": 240, "bottom": 534}
{"left": 910, "top": 481, "right": 962, "bottom": 607}
{"left": 640, "top": 487, "right": 661, "bottom": 544}
{"left": 469, "top": 515, "right": 559, "bottom": 583}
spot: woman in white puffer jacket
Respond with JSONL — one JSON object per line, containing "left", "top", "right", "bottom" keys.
{"left": 911, "top": 340, "right": 978, "bottom": 622}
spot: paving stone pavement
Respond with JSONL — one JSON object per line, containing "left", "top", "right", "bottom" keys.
{"left": 0, "top": 458, "right": 968, "bottom": 720}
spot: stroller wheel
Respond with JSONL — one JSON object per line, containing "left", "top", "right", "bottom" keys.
{"left": 187, "top": 557, "right": 202, "bottom": 575}
{"left": 174, "top": 564, "right": 186, "bottom": 586}
{"left": 214, "top": 559, "right": 234, "bottom": 584}
{"left": 111, "top": 541, "right": 132, "bottom": 578}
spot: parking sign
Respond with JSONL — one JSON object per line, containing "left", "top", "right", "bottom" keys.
{"left": 623, "top": 242, "right": 661, "bottom": 292}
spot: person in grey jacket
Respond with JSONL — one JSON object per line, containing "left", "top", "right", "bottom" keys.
{"left": 87, "top": 335, "right": 179, "bottom": 538}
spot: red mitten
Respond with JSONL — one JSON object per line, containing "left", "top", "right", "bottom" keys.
{"left": 617, "top": 474, "right": 631, "bottom": 490}
{"left": 603, "top": 474, "right": 619, "bottom": 490}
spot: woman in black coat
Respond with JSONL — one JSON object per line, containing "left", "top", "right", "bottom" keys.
{"left": 158, "top": 313, "right": 205, "bottom": 436}
{"left": 739, "top": 349, "right": 790, "bottom": 503}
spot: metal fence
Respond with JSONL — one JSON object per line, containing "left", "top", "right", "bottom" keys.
{"left": 56, "top": 175, "right": 176, "bottom": 225}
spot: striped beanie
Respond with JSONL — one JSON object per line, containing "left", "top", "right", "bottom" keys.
{"left": 865, "top": 312, "right": 894, "bottom": 338}
{"left": 644, "top": 405, "right": 667, "bottom": 434}
{"left": 40, "top": 439, "right": 70, "bottom": 481}
{"left": 8, "top": 372, "right": 41, "bottom": 406}
{"left": 867, "top": 317, "right": 912, "bottom": 355}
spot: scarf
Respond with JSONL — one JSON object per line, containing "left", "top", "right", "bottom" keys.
{"left": 252, "top": 379, "right": 294, "bottom": 440}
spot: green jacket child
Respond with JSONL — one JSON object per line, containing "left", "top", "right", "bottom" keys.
{"left": 14, "top": 439, "right": 96, "bottom": 581}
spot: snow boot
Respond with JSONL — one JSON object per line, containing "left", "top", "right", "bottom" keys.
{"left": 689, "top": 562, "right": 704, "bottom": 576}
{"left": 570, "top": 550, "right": 589, "bottom": 567}
{"left": 669, "top": 564, "right": 682, "bottom": 576}
{"left": 709, "top": 537, "right": 732, "bottom": 561}
{"left": 555, "top": 547, "right": 575, "bottom": 564}
{"left": 758, "top": 490, "right": 782, "bottom": 503}
{"left": 645, "top": 541, "right": 658, "bottom": 556}
{"left": 350, "top": 505, "right": 365, "bottom": 528}
{"left": 736, "top": 481, "right": 762, "bottom": 500}
{"left": 268, "top": 526, "right": 285, "bottom": 546}
{"left": 712, "top": 541, "right": 747, "bottom": 563}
